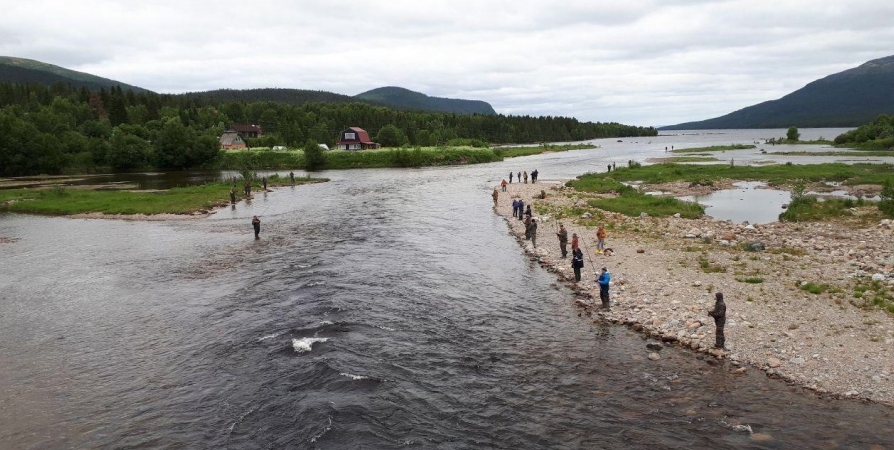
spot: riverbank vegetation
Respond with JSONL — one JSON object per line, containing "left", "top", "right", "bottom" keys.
{"left": 593, "top": 162, "right": 894, "bottom": 186}
{"left": 0, "top": 178, "right": 324, "bottom": 216}
{"left": 568, "top": 162, "right": 894, "bottom": 221}
{"left": 565, "top": 175, "right": 704, "bottom": 219}
{"left": 219, "top": 146, "right": 504, "bottom": 171}
{"left": 833, "top": 114, "right": 894, "bottom": 150}
{"left": 671, "top": 144, "right": 756, "bottom": 153}
{"left": 0, "top": 82, "right": 656, "bottom": 176}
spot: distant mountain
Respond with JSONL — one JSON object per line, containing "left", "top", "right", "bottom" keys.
{"left": 178, "top": 88, "right": 365, "bottom": 105}
{"left": 355, "top": 86, "right": 497, "bottom": 115}
{"left": 0, "top": 56, "right": 496, "bottom": 115}
{"left": 661, "top": 55, "right": 894, "bottom": 130}
{"left": 0, "top": 56, "right": 150, "bottom": 93}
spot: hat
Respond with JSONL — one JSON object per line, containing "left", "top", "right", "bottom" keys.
{"left": 601, "top": 266, "right": 607, "bottom": 271}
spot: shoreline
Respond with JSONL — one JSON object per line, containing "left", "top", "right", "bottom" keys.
{"left": 494, "top": 179, "right": 894, "bottom": 407}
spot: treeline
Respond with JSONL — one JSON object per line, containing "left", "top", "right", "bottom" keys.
{"left": 0, "top": 82, "right": 656, "bottom": 176}
{"left": 834, "top": 115, "right": 894, "bottom": 150}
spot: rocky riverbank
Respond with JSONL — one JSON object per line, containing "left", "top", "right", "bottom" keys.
{"left": 494, "top": 179, "right": 894, "bottom": 406}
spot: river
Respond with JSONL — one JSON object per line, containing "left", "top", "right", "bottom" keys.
{"left": 2, "top": 129, "right": 893, "bottom": 449}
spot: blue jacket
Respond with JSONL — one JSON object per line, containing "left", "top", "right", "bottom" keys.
{"left": 597, "top": 271, "right": 610, "bottom": 287}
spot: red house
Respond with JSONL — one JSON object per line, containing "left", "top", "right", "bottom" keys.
{"left": 336, "top": 127, "right": 379, "bottom": 150}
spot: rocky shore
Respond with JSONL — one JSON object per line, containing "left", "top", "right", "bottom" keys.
{"left": 495, "top": 179, "right": 894, "bottom": 406}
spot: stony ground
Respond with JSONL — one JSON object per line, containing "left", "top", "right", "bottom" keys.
{"left": 494, "top": 179, "right": 894, "bottom": 406}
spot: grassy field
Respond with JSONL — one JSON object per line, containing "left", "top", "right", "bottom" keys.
{"left": 592, "top": 162, "right": 894, "bottom": 186}
{"left": 566, "top": 162, "right": 894, "bottom": 221}
{"left": 217, "top": 146, "right": 503, "bottom": 171}
{"left": 769, "top": 150, "right": 894, "bottom": 157}
{"left": 671, "top": 144, "right": 756, "bottom": 153}
{"left": 652, "top": 156, "right": 720, "bottom": 163}
{"left": 0, "top": 179, "right": 324, "bottom": 216}
{"left": 565, "top": 175, "right": 704, "bottom": 218}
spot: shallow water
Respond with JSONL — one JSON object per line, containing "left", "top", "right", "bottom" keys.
{"left": 2, "top": 129, "right": 894, "bottom": 449}
{"left": 679, "top": 182, "right": 791, "bottom": 224}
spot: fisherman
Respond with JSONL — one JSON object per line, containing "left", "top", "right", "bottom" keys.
{"left": 596, "top": 225, "right": 607, "bottom": 254}
{"left": 517, "top": 199, "right": 525, "bottom": 221}
{"left": 531, "top": 169, "right": 538, "bottom": 183}
{"left": 523, "top": 171, "right": 528, "bottom": 184}
{"left": 571, "top": 247, "right": 584, "bottom": 281}
{"left": 512, "top": 199, "right": 519, "bottom": 218}
{"left": 708, "top": 292, "right": 727, "bottom": 349}
{"left": 251, "top": 215, "right": 261, "bottom": 239}
{"left": 571, "top": 232, "right": 579, "bottom": 251}
{"left": 509, "top": 172, "right": 514, "bottom": 183}
{"left": 529, "top": 218, "right": 538, "bottom": 247}
{"left": 524, "top": 204, "right": 532, "bottom": 219}
{"left": 244, "top": 181, "right": 251, "bottom": 197}
{"left": 612, "top": 162, "right": 616, "bottom": 171}
{"left": 289, "top": 171, "right": 295, "bottom": 184}
{"left": 524, "top": 214, "right": 532, "bottom": 239}
{"left": 597, "top": 267, "right": 611, "bottom": 309}
{"left": 517, "top": 172, "right": 521, "bottom": 183}
{"left": 262, "top": 177, "right": 268, "bottom": 191}
{"left": 229, "top": 188, "right": 237, "bottom": 205}
{"left": 556, "top": 223, "right": 568, "bottom": 258}
{"left": 501, "top": 179, "right": 508, "bottom": 192}
{"left": 607, "top": 164, "right": 612, "bottom": 173}
{"left": 492, "top": 188, "right": 499, "bottom": 206}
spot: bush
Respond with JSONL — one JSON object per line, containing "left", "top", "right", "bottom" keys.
{"left": 303, "top": 139, "right": 327, "bottom": 171}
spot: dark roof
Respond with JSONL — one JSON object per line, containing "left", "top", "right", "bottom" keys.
{"left": 338, "top": 127, "right": 375, "bottom": 144}
{"left": 232, "top": 124, "right": 262, "bottom": 134}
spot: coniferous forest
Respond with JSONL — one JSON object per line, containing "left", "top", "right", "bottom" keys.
{"left": 0, "top": 82, "right": 657, "bottom": 176}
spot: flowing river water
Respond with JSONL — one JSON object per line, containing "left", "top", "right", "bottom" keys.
{"left": 2, "top": 129, "right": 894, "bottom": 449}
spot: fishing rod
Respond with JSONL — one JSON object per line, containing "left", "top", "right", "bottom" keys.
{"left": 579, "top": 232, "right": 597, "bottom": 278}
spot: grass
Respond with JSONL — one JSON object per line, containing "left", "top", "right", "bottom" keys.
{"left": 584, "top": 162, "right": 894, "bottom": 186}
{"left": 654, "top": 156, "right": 720, "bottom": 163}
{"left": 778, "top": 197, "right": 857, "bottom": 222}
{"left": 0, "top": 180, "right": 321, "bottom": 216}
{"left": 670, "top": 144, "right": 756, "bottom": 153}
{"left": 698, "top": 256, "right": 726, "bottom": 273}
{"left": 566, "top": 172, "right": 705, "bottom": 218}
{"left": 798, "top": 282, "right": 831, "bottom": 295}
{"left": 588, "top": 195, "right": 704, "bottom": 219}
{"left": 768, "top": 150, "right": 894, "bottom": 157}
{"left": 217, "top": 146, "right": 504, "bottom": 171}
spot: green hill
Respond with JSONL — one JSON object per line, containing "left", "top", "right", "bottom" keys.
{"left": 355, "top": 86, "right": 497, "bottom": 115}
{"left": 0, "top": 56, "right": 497, "bottom": 115}
{"left": 178, "top": 88, "right": 366, "bottom": 105}
{"left": 661, "top": 55, "right": 894, "bottom": 130}
{"left": 0, "top": 56, "right": 150, "bottom": 93}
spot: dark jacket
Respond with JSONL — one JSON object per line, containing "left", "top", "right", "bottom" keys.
{"left": 709, "top": 296, "right": 727, "bottom": 326}
{"left": 572, "top": 249, "right": 584, "bottom": 268}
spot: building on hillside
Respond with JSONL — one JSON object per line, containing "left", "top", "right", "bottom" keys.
{"left": 219, "top": 130, "right": 247, "bottom": 149}
{"left": 232, "top": 124, "right": 263, "bottom": 138}
{"left": 336, "top": 127, "right": 379, "bottom": 150}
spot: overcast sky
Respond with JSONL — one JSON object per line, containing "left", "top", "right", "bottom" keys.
{"left": 2, "top": 0, "right": 892, "bottom": 127}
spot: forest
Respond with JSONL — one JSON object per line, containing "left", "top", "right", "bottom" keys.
{"left": 0, "top": 82, "right": 657, "bottom": 176}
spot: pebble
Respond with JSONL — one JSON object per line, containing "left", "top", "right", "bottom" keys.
{"left": 648, "top": 352, "right": 661, "bottom": 361}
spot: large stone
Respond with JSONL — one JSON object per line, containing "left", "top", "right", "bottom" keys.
{"left": 648, "top": 352, "right": 661, "bottom": 360}
{"left": 767, "top": 357, "right": 781, "bottom": 368}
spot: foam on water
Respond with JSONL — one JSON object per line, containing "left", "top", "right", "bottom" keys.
{"left": 292, "top": 337, "right": 328, "bottom": 353}
{"left": 258, "top": 332, "right": 281, "bottom": 341}
{"left": 340, "top": 372, "right": 369, "bottom": 380}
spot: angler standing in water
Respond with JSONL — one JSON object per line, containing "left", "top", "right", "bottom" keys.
{"left": 262, "top": 177, "right": 267, "bottom": 191}
{"left": 492, "top": 188, "right": 499, "bottom": 207}
{"left": 289, "top": 172, "right": 295, "bottom": 184}
{"left": 252, "top": 215, "right": 261, "bottom": 239}
{"left": 708, "top": 292, "right": 727, "bottom": 349}
{"left": 229, "top": 188, "right": 237, "bottom": 205}
{"left": 509, "top": 172, "right": 514, "bottom": 183}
